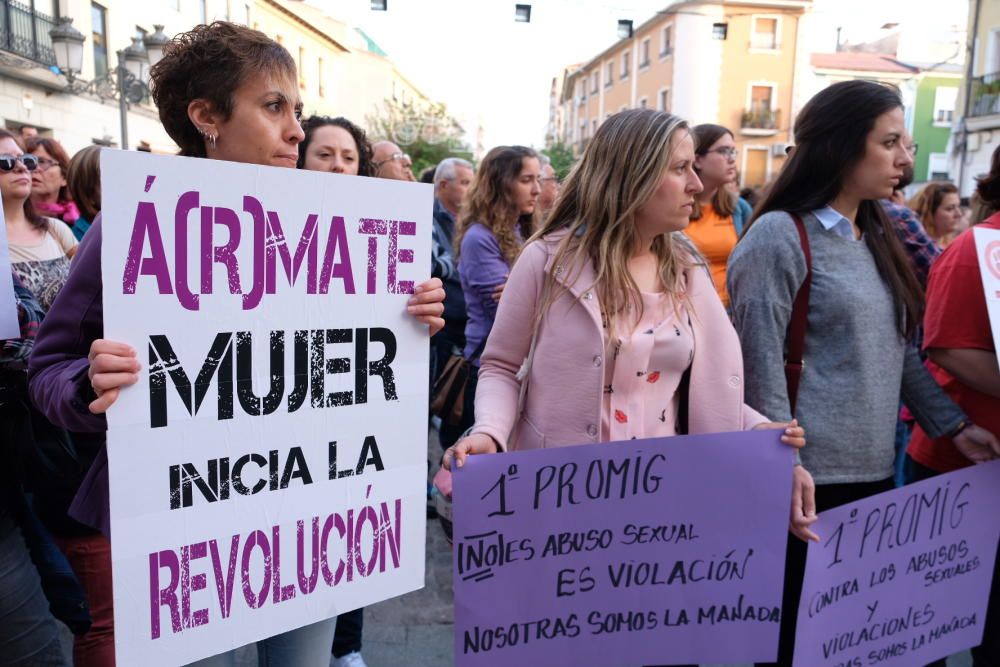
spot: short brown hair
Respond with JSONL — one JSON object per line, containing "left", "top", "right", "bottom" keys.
{"left": 149, "top": 21, "right": 296, "bottom": 157}
{"left": 68, "top": 145, "right": 102, "bottom": 223}
{"left": 26, "top": 136, "right": 71, "bottom": 203}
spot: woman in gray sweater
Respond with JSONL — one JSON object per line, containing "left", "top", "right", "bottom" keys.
{"left": 727, "top": 80, "right": 1000, "bottom": 667}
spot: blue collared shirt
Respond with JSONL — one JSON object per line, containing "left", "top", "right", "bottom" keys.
{"left": 812, "top": 206, "right": 858, "bottom": 241}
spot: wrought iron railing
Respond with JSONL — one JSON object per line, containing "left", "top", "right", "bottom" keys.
{"left": 742, "top": 108, "right": 780, "bottom": 130}
{"left": 0, "top": 0, "right": 57, "bottom": 66}
{"left": 970, "top": 73, "right": 1000, "bottom": 118}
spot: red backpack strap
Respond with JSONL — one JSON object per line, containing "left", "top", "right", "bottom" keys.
{"left": 785, "top": 212, "right": 812, "bottom": 417}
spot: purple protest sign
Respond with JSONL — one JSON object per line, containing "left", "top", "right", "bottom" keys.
{"left": 794, "top": 461, "right": 1000, "bottom": 667}
{"left": 451, "top": 429, "right": 796, "bottom": 666}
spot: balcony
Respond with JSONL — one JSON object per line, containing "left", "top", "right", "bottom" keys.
{"left": 0, "top": 0, "right": 57, "bottom": 67}
{"left": 741, "top": 108, "right": 780, "bottom": 136}
{"left": 968, "top": 73, "right": 1000, "bottom": 130}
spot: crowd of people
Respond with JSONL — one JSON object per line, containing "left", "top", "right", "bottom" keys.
{"left": 1, "top": 20, "right": 998, "bottom": 667}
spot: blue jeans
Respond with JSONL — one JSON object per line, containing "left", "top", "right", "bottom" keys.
{"left": 187, "top": 617, "right": 338, "bottom": 667}
{"left": 0, "top": 511, "right": 67, "bottom": 666}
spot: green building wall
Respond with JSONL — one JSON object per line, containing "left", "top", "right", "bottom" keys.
{"left": 911, "top": 74, "right": 962, "bottom": 183}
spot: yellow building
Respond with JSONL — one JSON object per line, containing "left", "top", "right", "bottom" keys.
{"left": 554, "top": 0, "right": 812, "bottom": 187}
{"left": 252, "top": 0, "right": 429, "bottom": 125}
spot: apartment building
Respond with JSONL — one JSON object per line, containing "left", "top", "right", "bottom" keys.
{"left": 553, "top": 0, "right": 812, "bottom": 187}
{"left": 951, "top": 0, "right": 1000, "bottom": 197}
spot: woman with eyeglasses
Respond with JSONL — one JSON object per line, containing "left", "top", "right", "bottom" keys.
{"left": 0, "top": 131, "right": 77, "bottom": 310}
{"left": 27, "top": 22, "right": 444, "bottom": 667}
{"left": 26, "top": 136, "right": 80, "bottom": 228}
{"left": 685, "top": 124, "right": 752, "bottom": 308}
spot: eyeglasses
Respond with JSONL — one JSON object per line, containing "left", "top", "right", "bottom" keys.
{"left": 0, "top": 154, "right": 39, "bottom": 171}
{"left": 34, "top": 156, "right": 60, "bottom": 172}
{"left": 707, "top": 147, "right": 738, "bottom": 159}
{"left": 374, "top": 151, "right": 408, "bottom": 170}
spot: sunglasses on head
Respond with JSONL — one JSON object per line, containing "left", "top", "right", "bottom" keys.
{"left": 0, "top": 154, "right": 39, "bottom": 171}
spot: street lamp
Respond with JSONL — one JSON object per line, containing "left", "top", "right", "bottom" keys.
{"left": 49, "top": 18, "right": 168, "bottom": 150}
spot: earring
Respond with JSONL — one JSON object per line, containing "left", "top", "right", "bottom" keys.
{"left": 201, "top": 130, "right": 217, "bottom": 147}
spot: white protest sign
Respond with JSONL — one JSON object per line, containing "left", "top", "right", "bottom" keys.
{"left": 0, "top": 201, "right": 20, "bottom": 339}
{"left": 974, "top": 226, "right": 1000, "bottom": 373}
{"left": 101, "top": 151, "right": 430, "bottom": 665}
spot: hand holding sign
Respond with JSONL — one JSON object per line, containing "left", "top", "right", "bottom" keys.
{"left": 87, "top": 338, "right": 140, "bottom": 414}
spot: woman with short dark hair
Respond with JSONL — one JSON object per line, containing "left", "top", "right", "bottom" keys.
{"left": 298, "top": 115, "right": 374, "bottom": 177}
{"left": 28, "top": 21, "right": 444, "bottom": 666}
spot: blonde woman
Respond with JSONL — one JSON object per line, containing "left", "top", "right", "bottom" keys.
{"left": 443, "top": 111, "right": 808, "bottom": 548}
{"left": 440, "top": 145, "right": 541, "bottom": 448}
{"left": 908, "top": 181, "right": 962, "bottom": 248}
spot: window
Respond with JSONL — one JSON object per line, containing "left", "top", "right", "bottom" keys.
{"left": 933, "top": 87, "right": 958, "bottom": 125}
{"left": 658, "top": 87, "right": 670, "bottom": 112}
{"left": 319, "top": 57, "right": 325, "bottom": 97}
{"left": 591, "top": 71, "right": 598, "bottom": 94}
{"left": 639, "top": 97, "right": 648, "bottom": 109}
{"left": 298, "top": 47, "right": 306, "bottom": 88}
{"left": 639, "top": 39, "right": 650, "bottom": 68}
{"left": 199, "top": 0, "right": 207, "bottom": 24}
{"left": 751, "top": 84, "right": 775, "bottom": 113}
{"left": 91, "top": 3, "right": 108, "bottom": 78}
{"left": 712, "top": 22, "right": 728, "bottom": 40}
{"left": 605, "top": 62, "right": 613, "bottom": 87}
{"left": 371, "top": 0, "right": 388, "bottom": 9}
{"left": 660, "top": 24, "right": 673, "bottom": 57}
{"left": 515, "top": 4, "right": 531, "bottom": 22}
{"left": 592, "top": 119, "right": 597, "bottom": 135}
{"left": 617, "top": 19, "right": 633, "bottom": 39}
{"left": 928, "top": 153, "right": 950, "bottom": 180}
{"left": 751, "top": 16, "right": 779, "bottom": 50}
{"left": 620, "top": 51, "right": 630, "bottom": 79}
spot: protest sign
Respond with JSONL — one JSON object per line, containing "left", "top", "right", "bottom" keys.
{"left": 793, "top": 461, "right": 1000, "bottom": 667}
{"left": 974, "top": 226, "right": 1000, "bottom": 373}
{"left": 0, "top": 204, "right": 20, "bottom": 339}
{"left": 101, "top": 150, "right": 430, "bottom": 665}
{"left": 451, "top": 430, "right": 796, "bottom": 666}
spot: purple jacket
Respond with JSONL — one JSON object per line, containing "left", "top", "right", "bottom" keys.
{"left": 459, "top": 222, "right": 514, "bottom": 364}
{"left": 27, "top": 216, "right": 111, "bottom": 535}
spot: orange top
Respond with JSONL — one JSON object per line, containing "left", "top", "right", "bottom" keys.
{"left": 684, "top": 204, "right": 739, "bottom": 307}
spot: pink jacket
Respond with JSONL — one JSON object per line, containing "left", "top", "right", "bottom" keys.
{"left": 472, "top": 233, "right": 769, "bottom": 450}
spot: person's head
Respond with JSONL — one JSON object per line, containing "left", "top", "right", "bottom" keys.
{"left": 0, "top": 130, "right": 44, "bottom": 230}
{"left": 419, "top": 166, "right": 437, "bottom": 184}
{"left": 691, "top": 124, "right": 738, "bottom": 219}
{"left": 434, "top": 157, "right": 474, "bottom": 215}
{"left": 908, "top": 181, "right": 961, "bottom": 242}
{"left": 537, "top": 109, "right": 701, "bottom": 332}
{"left": 974, "top": 143, "right": 1000, "bottom": 223}
{"left": 298, "top": 115, "right": 373, "bottom": 176}
{"left": 748, "top": 79, "right": 921, "bottom": 340}
{"left": 538, "top": 162, "right": 559, "bottom": 215}
{"left": 457, "top": 145, "right": 540, "bottom": 266}
{"left": 150, "top": 21, "right": 303, "bottom": 166}
{"left": 67, "top": 145, "right": 102, "bottom": 223}
{"left": 19, "top": 126, "right": 38, "bottom": 142}
{"left": 26, "top": 136, "right": 71, "bottom": 205}
{"left": 372, "top": 140, "right": 412, "bottom": 181}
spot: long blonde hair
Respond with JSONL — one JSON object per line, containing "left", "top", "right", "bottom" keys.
{"left": 455, "top": 145, "right": 539, "bottom": 265}
{"left": 533, "top": 109, "right": 696, "bottom": 336}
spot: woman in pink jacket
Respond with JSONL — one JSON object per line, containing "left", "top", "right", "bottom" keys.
{"left": 443, "top": 109, "right": 812, "bottom": 542}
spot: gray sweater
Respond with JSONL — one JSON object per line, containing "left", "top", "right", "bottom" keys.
{"left": 727, "top": 211, "right": 965, "bottom": 485}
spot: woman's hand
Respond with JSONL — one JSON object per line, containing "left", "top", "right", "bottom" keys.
{"left": 953, "top": 424, "right": 1000, "bottom": 463}
{"left": 753, "top": 418, "right": 806, "bottom": 449}
{"left": 408, "top": 278, "right": 445, "bottom": 336}
{"left": 442, "top": 433, "right": 499, "bottom": 470}
{"left": 491, "top": 278, "right": 508, "bottom": 302}
{"left": 87, "top": 339, "right": 140, "bottom": 414}
{"left": 790, "top": 464, "right": 819, "bottom": 543}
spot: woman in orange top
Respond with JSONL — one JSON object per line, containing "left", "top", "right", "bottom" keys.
{"left": 685, "top": 124, "right": 752, "bottom": 307}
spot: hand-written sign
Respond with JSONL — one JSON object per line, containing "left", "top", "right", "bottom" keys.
{"left": 793, "top": 461, "right": 1000, "bottom": 667}
{"left": 974, "top": 226, "right": 1000, "bottom": 374}
{"left": 452, "top": 430, "right": 795, "bottom": 667}
{"left": 0, "top": 204, "right": 20, "bottom": 339}
{"left": 100, "top": 151, "right": 431, "bottom": 666}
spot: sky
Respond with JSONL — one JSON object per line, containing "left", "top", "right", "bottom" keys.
{"left": 310, "top": 0, "right": 968, "bottom": 150}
